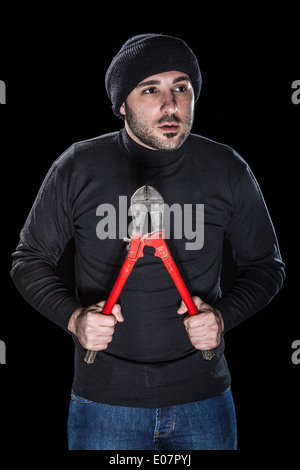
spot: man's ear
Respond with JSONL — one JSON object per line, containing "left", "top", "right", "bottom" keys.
{"left": 120, "top": 102, "right": 126, "bottom": 117}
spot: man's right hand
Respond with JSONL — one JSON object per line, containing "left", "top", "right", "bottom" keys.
{"left": 67, "top": 301, "right": 124, "bottom": 351}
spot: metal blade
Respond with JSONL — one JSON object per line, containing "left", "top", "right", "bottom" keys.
{"left": 129, "top": 185, "right": 164, "bottom": 234}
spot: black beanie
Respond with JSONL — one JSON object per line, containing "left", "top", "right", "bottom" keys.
{"left": 105, "top": 33, "right": 202, "bottom": 118}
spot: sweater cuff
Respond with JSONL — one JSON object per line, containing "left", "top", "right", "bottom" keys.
{"left": 213, "top": 297, "right": 239, "bottom": 334}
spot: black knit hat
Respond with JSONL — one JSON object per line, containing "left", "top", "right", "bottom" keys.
{"left": 105, "top": 33, "right": 202, "bottom": 118}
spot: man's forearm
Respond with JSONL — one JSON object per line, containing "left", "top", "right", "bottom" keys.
{"left": 214, "top": 256, "right": 285, "bottom": 333}
{"left": 11, "top": 247, "right": 82, "bottom": 331}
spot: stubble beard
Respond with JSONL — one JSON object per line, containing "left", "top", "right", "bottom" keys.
{"left": 124, "top": 102, "right": 194, "bottom": 151}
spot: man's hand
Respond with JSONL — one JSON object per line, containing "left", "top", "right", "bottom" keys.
{"left": 68, "top": 301, "right": 124, "bottom": 351}
{"left": 177, "top": 296, "right": 224, "bottom": 351}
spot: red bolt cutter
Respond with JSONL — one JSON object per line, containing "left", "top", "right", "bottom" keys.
{"left": 84, "top": 185, "right": 215, "bottom": 364}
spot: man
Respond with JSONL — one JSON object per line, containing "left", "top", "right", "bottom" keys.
{"left": 11, "top": 34, "right": 285, "bottom": 450}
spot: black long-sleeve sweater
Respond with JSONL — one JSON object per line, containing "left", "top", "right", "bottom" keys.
{"left": 10, "top": 128, "right": 285, "bottom": 407}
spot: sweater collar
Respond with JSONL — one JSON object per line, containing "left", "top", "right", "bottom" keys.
{"left": 119, "top": 128, "right": 186, "bottom": 167}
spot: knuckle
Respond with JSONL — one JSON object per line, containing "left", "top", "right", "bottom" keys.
{"left": 86, "top": 312, "right": 96, "bottom": 324}
{"left": 102, "top": 336, "right": 113, "bottom": 348}
{"left": 187, "top": 317, "right": 196, "bottom": 328}
{"left": 99, "top": 315, "right": 112, "bottom": 327}
{"left": 85, "top": 325, "right": 94, "bottom": 335}
{"left": 85, "top": 340, "right": 94, "bottom": 350}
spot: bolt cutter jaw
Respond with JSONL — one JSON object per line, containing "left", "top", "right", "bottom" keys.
{"left": 129, "top": 185, "right": 164, "bottom": 235}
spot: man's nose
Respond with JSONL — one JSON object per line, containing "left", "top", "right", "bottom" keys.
{"left": 160, "top": 91, "right": 178, "bottom": 114}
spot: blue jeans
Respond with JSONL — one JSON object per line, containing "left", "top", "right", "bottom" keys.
{"left": 68, "top": 388, "right": 237, "bottom": 450}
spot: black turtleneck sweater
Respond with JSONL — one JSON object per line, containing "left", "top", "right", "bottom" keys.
{"left": 10, "top": 129, "right": 285, "bottom": 407}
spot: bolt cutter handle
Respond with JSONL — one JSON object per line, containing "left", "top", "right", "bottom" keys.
{"left": 84, "top": 230, "right": 215, "bottom": 364}
{"left": 151, "top": 233, "right": 215, "bottom": 361}
{"left": 84, "top": 234, "right": 143, "bottom": 364}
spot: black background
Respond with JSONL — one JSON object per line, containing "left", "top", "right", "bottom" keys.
{"left": 0, "top": 1, "right": 299, "bottom": 460}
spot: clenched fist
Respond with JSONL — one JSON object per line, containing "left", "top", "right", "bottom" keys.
{"left": 177, "top": 296, "right": 224, "bottom": 351}
{"left": 68, "top": 301, "right": 124, "bottom": 351}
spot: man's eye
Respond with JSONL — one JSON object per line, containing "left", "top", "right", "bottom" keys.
{"left": 144, "top": 88, "right": 157, "bottom": 94}
{"left": 175, "top": 85, "right": 187, "bottom": 92}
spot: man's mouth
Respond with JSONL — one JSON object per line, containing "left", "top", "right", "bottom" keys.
{"left": 158, "top": 124, "right": 179, "bottom": 132}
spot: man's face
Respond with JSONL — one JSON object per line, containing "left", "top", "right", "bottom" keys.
{"left": 120, "top": 71, "right": 195, "bottom": 151}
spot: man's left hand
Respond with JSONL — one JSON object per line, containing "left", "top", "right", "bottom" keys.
{"left": 177, "top": 296, "right": 224, "bottom": 351}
